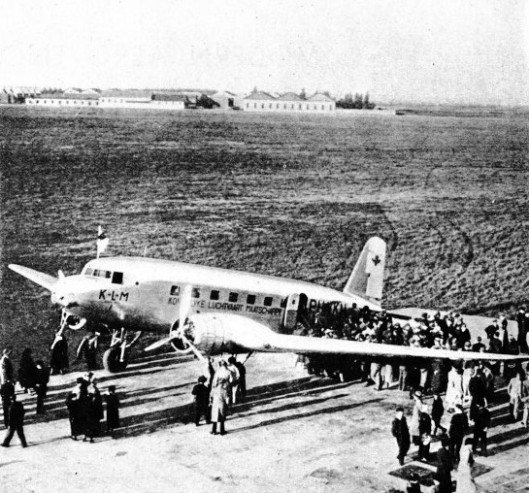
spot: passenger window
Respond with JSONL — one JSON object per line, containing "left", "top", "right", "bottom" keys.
{"left": 229, "top": 292, "right": 238, "bottom": 303}
{"left": 246, "top": 294, "right": 256, "bottom": 305}
{"left": 264, "top": 297, "right": 273, "bottom": 307}
{"left": 112, "top": 272, "right": 123, "bottom": 284}
{"left": 192, "top": 288, "right": 200, "bottom": 298}
{"left": 170, "top": 286, "right": 180, "bottom": 296}
{"left": 210, "top": 290, "right": 220, "bottom": 300}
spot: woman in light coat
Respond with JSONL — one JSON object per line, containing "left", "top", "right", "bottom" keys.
{"left": 455, "top": 438, "right": 477, "bottom": 493}
{"left": 446, "top": 365, "right": 464, "bottom": 412}
{"left": 210, "top": 361, "right": 231, "bottom": 435}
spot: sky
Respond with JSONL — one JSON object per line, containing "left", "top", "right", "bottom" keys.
{"left": 1, "top": 0, "right": 528, "bottom": 105}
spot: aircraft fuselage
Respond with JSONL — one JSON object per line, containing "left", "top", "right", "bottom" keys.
{"left": 58, "top": 256, "right": 379, "bottom": 334}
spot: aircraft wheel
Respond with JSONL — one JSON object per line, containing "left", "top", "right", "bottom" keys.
{"left": 103, "top": 346, "right": 128, "bottom": 373}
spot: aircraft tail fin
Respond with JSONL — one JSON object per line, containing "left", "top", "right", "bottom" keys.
{"left": 343, "top": 237, "right": 386, "bottom": 306}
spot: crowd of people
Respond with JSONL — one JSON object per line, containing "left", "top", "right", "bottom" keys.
{"left": 298, "top": 304, "right": 529, "bottom": 392}
{"left": 0, "top": 343, "right": 120, "bottom": 447}
{"left": 65, "top": 373, "right": 120, "bottom": 442}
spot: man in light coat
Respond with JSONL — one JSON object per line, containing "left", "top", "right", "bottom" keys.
{"left": 210, "top": 361, "right": 231, "bottom": 435}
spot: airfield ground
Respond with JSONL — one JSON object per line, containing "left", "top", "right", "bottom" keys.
{"left": 0, "top": 105, "right": 528, "bottom": 491}
{"left": 0, "top": 351, "right": 528, "bottom": 493}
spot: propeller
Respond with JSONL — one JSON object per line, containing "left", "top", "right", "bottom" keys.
{"left": 144, "top": 285, "right": 205, "bottom": 361}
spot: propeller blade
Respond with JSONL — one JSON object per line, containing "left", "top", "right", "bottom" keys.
{"left": 179, "top": 284, "right": 192, "bottom": 326}
{"left": 58, "top": 269, "right": 65, "bottom": 279}
{"left": 8, "top": 264, "right": 59, "bottom": 291}
{"left": 144, "top": 333, "right": 180, "bottom": 352}
{"left": 181, "top": 333, "right": 206, "bottom": 362}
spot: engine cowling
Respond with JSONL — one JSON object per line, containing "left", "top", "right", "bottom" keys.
{"left": 181, "top": 313, "right": 278, "bottom": 356}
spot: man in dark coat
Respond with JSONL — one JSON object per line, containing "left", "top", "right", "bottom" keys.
{"left": 66, "top": 391, "right": 81, "bottom": 440}
{"left": 468, "top": 367, "right": 487, "bottom": 421}
{"left": 431, "top": 393, "right": 446, "bottom": 436}
{"left": 391, "top": 407, "right": 410, "bottom": 466}
{"left": 0, "top": 380, "right": 15, "bottom": 427}
{"left": 517, "top": 308, "right": 528, "bottom": 353}
{"left": 472, "top": 403, "right": 490, "bottom": 456}
{"left": 1, "top": 395, "right": 27, "bottom": 447}
{"left": 191, "top": 376, "right": 210, "bottom": 426}
{"left": 35, "top": 361, "right": 50, "bottom": 415}
{"left": 436, "top": 437, "right": 453, "bottom": 493}
{"left": 105, "top": 385, "right": 120, "bottom": 437}
{"left": 50, "top": 331, "right": 69, "bottom": 375}
{"left": 449, "top": 404, "right": 468, "bottom": 462}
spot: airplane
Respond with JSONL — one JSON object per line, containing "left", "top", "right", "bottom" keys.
{"left": 8, "top": 237, "right": 529, "bottom": 373}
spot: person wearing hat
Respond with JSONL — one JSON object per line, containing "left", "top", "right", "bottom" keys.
{"left": 105, "top": 385, "right": 120, "bottom": 437}
{"left": 210, "top": 361, "right": 231, "bottom": 435}
{"left": 2, "top": 394, "right": 27, "bottom": 448}
{"left": 0, "top": 348, "right": 14, "bottom": 385}
{"left": 191, "top": 375, "right": 210, "bottom": 426}
{"left": 436, "top": 437, "right": 453, "bottom": 493}
{"left": 391, "top": 407, "right": 410, "bottom": 466}
{"left": 449, "top": 404, "right": 469, "bottom": 463}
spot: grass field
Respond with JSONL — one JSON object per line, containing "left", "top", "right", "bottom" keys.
{"left": 1, "top": 105, "right": 528, "bottom": 362}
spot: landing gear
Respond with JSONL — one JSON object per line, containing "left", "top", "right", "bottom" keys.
{"left": 103, "top": 328, "right": 142, "bottom": 373}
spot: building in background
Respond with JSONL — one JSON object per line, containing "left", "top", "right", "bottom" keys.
{"left": 243, "top": 91, "right": 335, "bottom": 112}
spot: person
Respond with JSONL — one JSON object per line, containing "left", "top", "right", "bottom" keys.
{"left": 391, "top": 406, "right": 410, "bottom": 466}
{"left": 234, "top": 357, "right": 247, "bottom": 400}
{"left": 1, "top": 395, "right": 27, "bottom": 448}
{"left": 517, "top": 307, "right": 528, "bottom": 353}
{"left": 446, "top": 365, "right": 463, "bottom": 413}
{"left": 418, "top": 403, "right": 432, "bottom": 462}
{"left": 431, "top": 393, "right": 446, "bottom": 436}
{"left": 0, "top": 380, "right": 15, "bottom": 428}
{"left": 210, "top": 360, "right": 231, "bottom": 435}
{"left": 409, "top": 391, "right": 422, "bottom": 450}
{"left": 468, "top": 366, "right": 487, "bottom": 421}
{"left": 66, "top": 390, "right": 82, "bottom": 440}
{"left": 471, "top": 336, "right": 486, "bottom": 353}
{"left": 18, "top": 348, "right": 37, "bottom": 393}
{"left": 34, "top": 360, "right": 50, "bottom": 414}
{"left": 88, "top": 379, "right": 103, "bottom": 438}
{"left": 105, "top": 385, "right": 120, "bottom": 437}
{"left": 455, "top": 438, "right": 477, "bottom": 493}
{"left": 472, "top": 403, "right": 490, "bottom": 456}
{"left": 0, "top": 349, "right": 14, "bottom": 385}
{"left": 449, "top": 404, "right": 469, "bottom": 463}
{"left": 507, "top": 370, "right": 526, "bottom": 421}
{"left": 191, "top": 376, "right": 210, "bottom": 426}
{"left": 436, "top": 437, "right": 453, "bottom": 493}
{"left": 227, "top": 357, "right": 241, "bottom": 404}
{"left": 50, "top": 330, "right": 69, "bottom": 375}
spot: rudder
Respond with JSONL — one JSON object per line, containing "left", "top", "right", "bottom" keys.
{"left": 343, "top": 237, "right": 386, "bottom": 306}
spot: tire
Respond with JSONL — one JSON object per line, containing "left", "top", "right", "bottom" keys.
{"left": 103, "top": 346, "right": 128, "bottom": 373}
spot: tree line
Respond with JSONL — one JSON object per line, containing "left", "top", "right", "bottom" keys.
{"left": 336, "top": 92, "right": 375, "bottom": 110}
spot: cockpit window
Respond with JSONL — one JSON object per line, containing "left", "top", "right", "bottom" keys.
{"left": 89, "top": 269, "right": 113, "bottom": 279}
{"left": 112, "top": 272, "right": 123, "bottom": 284}
{"left": 84, "top": 268, "right": 93, "bottom": 276}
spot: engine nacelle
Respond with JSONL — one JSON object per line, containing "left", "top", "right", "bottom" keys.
{"left": 184, "top": 313, "right": 278, "bottom": 356}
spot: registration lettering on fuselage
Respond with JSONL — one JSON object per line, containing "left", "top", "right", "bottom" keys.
{"left": 99, "top": 289, "right": 129, "bottom": 302}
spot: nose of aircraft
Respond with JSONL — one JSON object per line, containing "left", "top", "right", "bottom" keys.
{"left": 51, "top": 276, "right": 93, "bottom": 308}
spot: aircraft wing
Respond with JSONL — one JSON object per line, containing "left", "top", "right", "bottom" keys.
{"left": 189, "top": 314, "right": 529, "bottom": 363}
{"left": 8, "top": 264, "right": 58, "bottom": 291}
{"left": 257, "top": 333, "right": 528, "bottom": 362}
